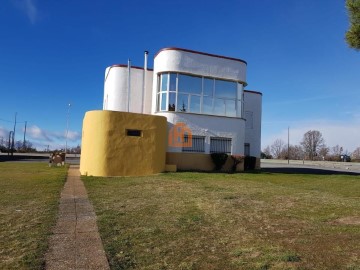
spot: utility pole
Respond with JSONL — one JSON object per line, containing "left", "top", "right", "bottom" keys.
{"left": 23, "top": 121, "right": 27, "bottom": 151}
{"left": 287, "top": 126, "right": 290, "bottom": 164}
{"left": 65, "top": 103, "right": 71, "bottom": 163}
{"left": 11, "top": 113, "right": 17, "bottom": 156}
{"left": 8, "top": 131, "right": 13, "bottom": 156}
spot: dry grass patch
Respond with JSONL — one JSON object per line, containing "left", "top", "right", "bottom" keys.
{"left": 0, "top": 162, "right": 67, "bottom": 269}
{"left": 83, "top": 172, "right": 360, "bottom": 270}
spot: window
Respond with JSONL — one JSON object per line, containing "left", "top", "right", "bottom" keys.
{"left": 214, "top": 98, "right": 225, "bottom": 116}
{"left": 157, "top": 72, "right": 244, "bottom": 117}
{"left": 177, "top": 94, "right": 188, "bottom": 112}
{"left": 225, "top": 99, "right": 236, "bottom": 117}
{"left": 160, "top": 93, "right": 167, "bottom": 111}
{"left": 168, "top": 92, "right": 176, "bottom": 111}
{"left": 189, "top": 95, "right": 201, "bottom": 113}
{"left": 245, "top": 111, "right": 253, "bottom": 129}
{"left": 178, "top": 74, "right": 201, "bottom": 94}
{"left": 160, "top": 74, "right": 168, "bottom": 92}
{"left": 126, "top": 129, "right": 142, "bottom": 137}
{"left": 203, "top": 78, "right": 214, "bottom": 96}
{"left": 244, "top": 143, "right": 250, "bottom": 156}
{"left": 215, "top": 79, "right": 237, "bottom": 99}
{"left": 182, "top": 135, "right": 205, "bottom": 152}
{"left": 210, "top": 137, "right": 232, "bottom": 154}
{"left": 202, "top": 96, "right": 213, "bottom": 114}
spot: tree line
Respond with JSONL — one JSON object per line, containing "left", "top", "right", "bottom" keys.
{"left": 0, "top": 137, "right": 81, "bottom": 154}
{"left": 262, "top": 130, "right": 360, "bottom": 162}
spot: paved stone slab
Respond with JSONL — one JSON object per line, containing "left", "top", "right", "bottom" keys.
{"left": 45, "top": 165, "right": 110, "bottom": 270}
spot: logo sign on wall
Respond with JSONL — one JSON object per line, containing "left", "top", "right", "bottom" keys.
{"left": 168, "top": 122, "right": 192, "bottom": 148}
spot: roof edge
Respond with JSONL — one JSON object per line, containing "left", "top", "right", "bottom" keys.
{"left": 155, "top": 47, "right": 247, "bottom": 65}
{"left": 107, "top": 64, "right": 154, "bottom": 71}
{"left": 244, "top": 90, "right": 262, "bottom": 96}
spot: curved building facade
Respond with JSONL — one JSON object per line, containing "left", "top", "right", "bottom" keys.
{"left": 83, "top": 47, "right": 262, "bottom": 175}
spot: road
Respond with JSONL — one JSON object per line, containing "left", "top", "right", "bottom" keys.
{"left": 1, "top": 153, "right": 360, "bottom": 175}
{"left": 261, "top": 159, "right": 360, "bottom": 175}
{"left": 0, "top": 153, "right": 80, "bottom": 165}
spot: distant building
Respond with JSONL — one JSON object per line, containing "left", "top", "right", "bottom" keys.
{"left": 80, "top": 48, "right": 262, "bottom": 176}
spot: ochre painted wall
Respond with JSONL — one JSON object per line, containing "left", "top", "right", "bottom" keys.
{"left": 80, "top": 110, "right": 167, "bottom": 177}
{"left": 166, "top": 152, "right": 244, "bottom": 172}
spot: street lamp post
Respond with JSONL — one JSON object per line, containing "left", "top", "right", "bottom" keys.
{"left": 65, "top": 103, "right": 71, "bottom": 163}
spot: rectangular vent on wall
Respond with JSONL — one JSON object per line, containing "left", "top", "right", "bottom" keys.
{"left": 126, "top": 129, "right": 142, "bottom": 137}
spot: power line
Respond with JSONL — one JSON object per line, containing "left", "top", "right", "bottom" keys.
{"left": 0, "top": 118, "right": 26, "bottom": 123}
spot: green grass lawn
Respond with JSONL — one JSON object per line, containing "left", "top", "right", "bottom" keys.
{"left": 0, "top": 162, "right": 67, "bottom": 270}
{"left": 84, "top": 172, "right": 360, "bottom": 270}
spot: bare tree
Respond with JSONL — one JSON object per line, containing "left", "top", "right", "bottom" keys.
{"left": 270, "top": 139, "right": 286, "bottom": 159}
{"left": 331, "top": 145, "right": 343, "bottom": 156}
{"left": 319, "top": 146, "right": 330, "bottom": 160}
{"left": 352, "top": 147, "right": 360, "bottom": 159}
{"left": 262, "top": 146, "right": 271, "bottom": 158}
{"left": 0, "top": 136, "right": 7, "bottom": 152}
{"left": 14, "top": 140, "right": 36, "bottom": 153}
{"left": 300, "top": 130, "right": 325, "bottom": 160}
{"left": 69, "top": 145, "right": 81, "bottom": 154}
{"left": 288, "top": 145, "right": 304, "bottom": 160}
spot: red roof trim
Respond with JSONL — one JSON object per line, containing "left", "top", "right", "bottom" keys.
{"left": 108, "top": 64, "right": 153, "bottom": 71}
{"left": 244, "top": 90, "right": 262, "bottom": 96}
{"left": 155, "top": 47, "right": 247, "bottom": 65}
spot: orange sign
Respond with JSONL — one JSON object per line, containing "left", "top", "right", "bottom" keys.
{"left": 168, "top": 122, "right": 192, "bottom": 148}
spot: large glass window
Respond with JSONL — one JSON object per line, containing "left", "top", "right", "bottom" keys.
{"left": 202, "top": 96, "right": 213, "bottom": 114}
{"left": 203, "top": 78, "right": 214, "bottom": 96}
{"left": 215, "top": 79, "right": 237, "bottom": 99}
{"left": 169, "top": 92, "right": 176, "bottom": 111}
{"left": 160, "top": 74, "right": 168, "bottom": 92}
{"left": 214, "top": 99, "right": 225, "bottom": 116}
{"left": 178, "top": 74, "right": 202, "bottom": 94}
{"left": 169, "top": 73, "right": 177, "bottom": 91}
{"left": 225, "top": 100, "right": 236, "bottom": 117}
{"left": 160, "top": 93, "right": 167, "bottom": 111}
{"left": 157, "top": 72, "right": 243, "bottom": 117}
{"left": 189, "top": 95, "right": 201, "bottom": 113}
{"left": 177, "top": 94, "right": 188, "bottom": 112}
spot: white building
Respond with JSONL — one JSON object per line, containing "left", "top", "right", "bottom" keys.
{"left": 103, "top": 47, "right": 262, "bottom": 170}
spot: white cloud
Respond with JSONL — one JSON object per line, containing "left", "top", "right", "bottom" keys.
{"left": 26, "top": 125, "right": 81, "bottom": 144}
{"left": 67, "top": 130, "right": 81, "bottom": 141}
{"left": 27, "top": 125, "right": 53, "bottom": 141}
{"left": 0, "top": 127, "right": 10, "bottom": 140}
{"left": 262, "top": 119, "right": 360, "bottom": 153}
{"left": 13, "top": 0, "right": 39, "bottom": 24}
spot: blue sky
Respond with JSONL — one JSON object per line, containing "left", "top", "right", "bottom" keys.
{"left": 0, "top": 0, "right": 359, "bottom": 152}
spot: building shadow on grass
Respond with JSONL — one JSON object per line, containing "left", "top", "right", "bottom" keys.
{"left": 260, "top": 167, "right": 360, "bottom": 176}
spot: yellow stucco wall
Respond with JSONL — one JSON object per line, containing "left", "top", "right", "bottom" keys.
{"left": 80, "top": 110, "right": 167, "bottom": 177}
{"left": 166, "top": 152, "right": 244, "bottom": 172}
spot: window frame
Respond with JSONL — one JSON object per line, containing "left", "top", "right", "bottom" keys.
{"left": 210, "top": 137, "right": 232, "bottom": 154}
{"left": 157, "top": 72, "right": 244, "bottom": 118}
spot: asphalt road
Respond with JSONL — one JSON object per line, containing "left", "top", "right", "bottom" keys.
{"left": 1, "top": 153, "right": 359, "bottom": 175}
{"left": 261, "top": 159, "right": 360, "bottom": 175}
{"left": 0, "top": 153, "right": 80, "bottom": 164}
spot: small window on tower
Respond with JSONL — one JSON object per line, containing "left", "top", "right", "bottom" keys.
{"left": 126, "top": 129, "right": 142, "bottom": 137}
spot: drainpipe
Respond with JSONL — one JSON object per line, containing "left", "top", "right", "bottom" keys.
{"left": 127, "top": 59, "right": 131, "bottom": 112}
{"left": 142, "top": 51, "right": 148, "bottom": 114}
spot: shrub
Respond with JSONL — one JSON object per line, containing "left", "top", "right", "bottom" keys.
{"left": 210, "top": 153, "right": 228, "bottom": 171}
{"left": 230, "top": 155, "right": 245, "bottom": 172}
{"left": 244, "top": 156, "right": 257, "bottom": 170}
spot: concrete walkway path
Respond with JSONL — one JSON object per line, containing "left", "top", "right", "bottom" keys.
{"left": 45, "top": 165, "right": 110, "bottom": 270}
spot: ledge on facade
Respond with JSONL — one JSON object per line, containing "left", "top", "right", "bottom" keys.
{"left": 155, "top": 47, "right": 247, "bottom": 65}
{"left": 244, "top": 90, "right": 262, "bottom": 96}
